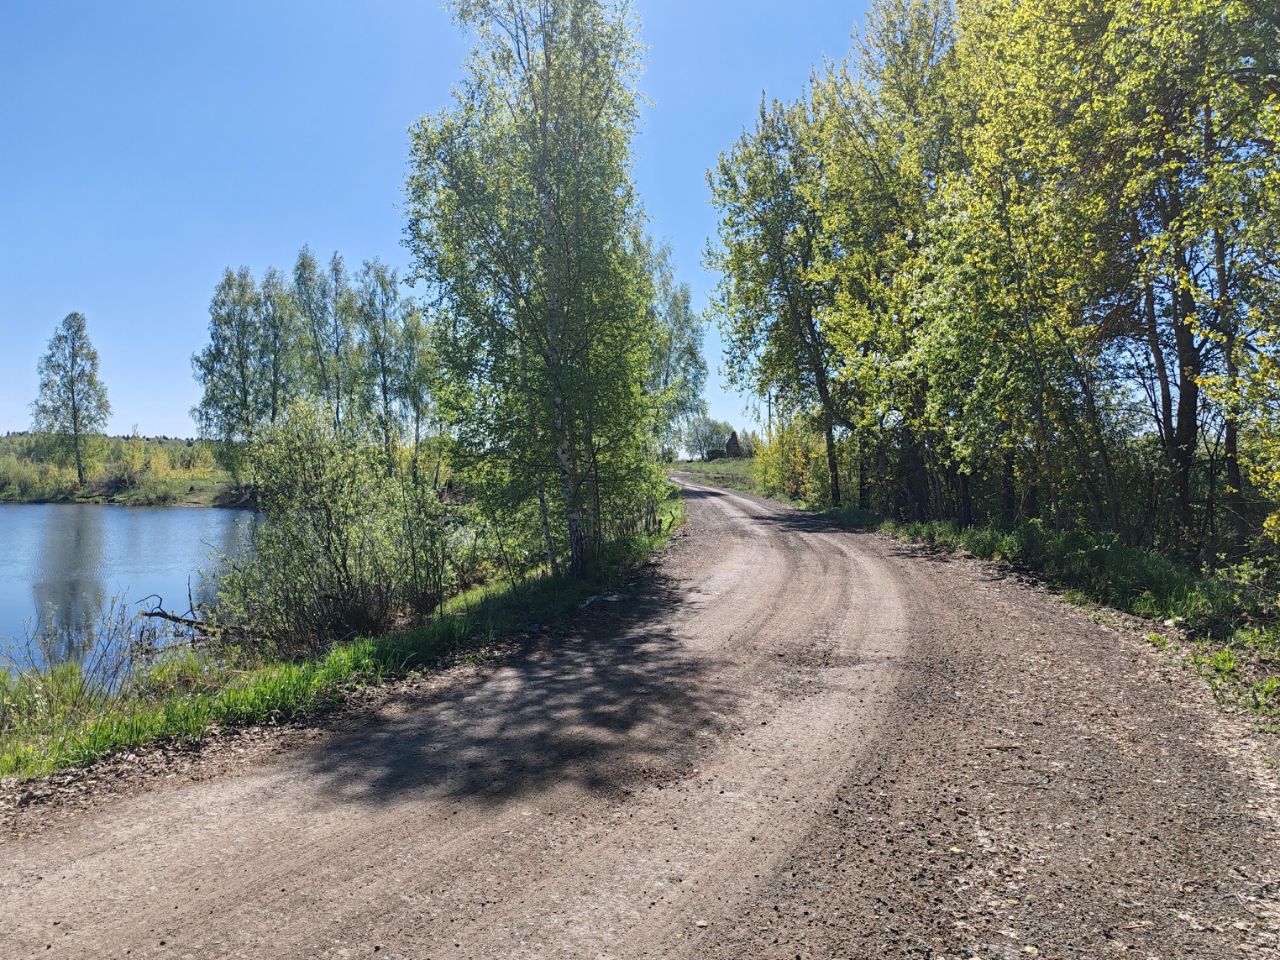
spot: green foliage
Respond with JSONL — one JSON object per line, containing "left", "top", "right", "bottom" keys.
{"left": 190, "top": 246, "right": 439, "bottom": 491}
{"left": 682, "top": 416, "right": 736, "bottom": 461}
{"left": 707, "top": 95, "right": 848, "bottom": 506}
{"left": 189, "top": 263, "right": 308, "bottom": 483}
{"left": 859, "top": 515, "right": 1232, "bottom": 626}
{"left": 192, "top": 266, "right": 277, "bottom": 458}
{"left": 709, "top": 0, "right": 1280, "bottom": 561}
{"left": 406, "top": 0, "right": 681, "bottom": 578}
{"left": 0, "top": 448, "right": 48, "bottom": 500}
{"left": 215, "top": 407, "right": 451, "bottom": 656}
{"left": 293, "top": 247, "right": 360, "bottom": 432}
{"left": 31, "top": 312, "right": 112, "bottom": 486}
{"left": 0, "top": 432, "right": 231, "bottom": 505}
{"left": 1249, "top": 676, "right": 1280, "bottom": 713}
{"left": 752, "top": 418, "right": 847, "bottom": 506}
{"left": 353, "top": 260, "right": 414, "bottom": 470}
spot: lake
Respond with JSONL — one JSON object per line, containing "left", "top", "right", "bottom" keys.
{"left": 0, "top": 503, "right": 254, "bottom": 670}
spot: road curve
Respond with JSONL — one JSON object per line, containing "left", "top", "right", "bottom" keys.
{"left": 2, "top": 479, "right": 1278, "bottom": 958}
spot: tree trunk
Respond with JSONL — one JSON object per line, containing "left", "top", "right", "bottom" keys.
{"left": 1001, "top": 451, "right": 1017, "bottom": 522}
{"left": 958, "top": 470, "right": 974, "bottom": 528}
{"left": 801, "top": 308, "right": 842, "bottom": 508}
{"left": 1143, "top": 281, "right": 1174, "bottom": 451}
{"left": 557, "top": 437, "right": 587, "bottom": 577}
{"left": 552, "top": 385, "right": 587, "bottom": 578}
{"left": 1212, "top": 203, "right": 1247, "bottom": 556}
{"left": 857, "top": 440, "right": 870, "bottom": 511}
{"left": 897, "top": 428, "right": 928, "bottom": 521}
{"left": 537, "top": 474, "right": 560, "bottom": 578}
{"left": 1224, "top": 412, "right": 1246, "bottom": 556}
{"left": 1072, "top": 358, "right": 1121, "bottom": 532}
{"left": 411, "top": 412, "right": 422, "bottom": 486}
{"left": 1169, "top": 278, "right": 1200, "bottom": 548}
{"left": 70, "top": 381, "right": 84, "bottom": 487}
{"left": 823, "top": 414, "right": 841, "bottom": 507}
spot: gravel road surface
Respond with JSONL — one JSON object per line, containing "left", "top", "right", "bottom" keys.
{"left": 2, "top": 479, "right": 1277, "bottom": 958}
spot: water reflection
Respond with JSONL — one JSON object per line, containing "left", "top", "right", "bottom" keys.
{"left": 31, "top": 505, "right": 107, "bottom": 664}
{"left": 0, "top": 504, "right": 254, "bottom": 670}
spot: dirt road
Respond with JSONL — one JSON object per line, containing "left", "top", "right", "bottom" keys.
{"left": 3, "top": 480, "right": 1278, "bottom": 958}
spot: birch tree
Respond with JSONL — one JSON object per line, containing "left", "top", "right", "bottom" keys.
{"left": 407, "top": 0, "right": 659, "bottom": 577}
{"left": 355, "top": 259, "right": 408, "bottom": 471}
{"left": 32, "top": 312, "right": 111, "bottom": 486}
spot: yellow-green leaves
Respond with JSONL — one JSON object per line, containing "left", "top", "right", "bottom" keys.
{"left": 710, "top": 0, "right": 1280, "bottom": 552}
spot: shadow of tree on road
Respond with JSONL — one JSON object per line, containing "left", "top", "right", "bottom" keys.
{"left": 297, "top": 563, "right": 740, "bottom": 812}
{"left": 671, "top": 486, "right": 727, "bottom": 502}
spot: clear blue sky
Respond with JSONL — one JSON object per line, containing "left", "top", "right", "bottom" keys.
{"left": 0, "top": 1, "right": 867, "bottom": 437}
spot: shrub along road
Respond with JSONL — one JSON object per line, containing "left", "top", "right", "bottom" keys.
{"left": 2, "top": 479, "right": 1278, "bottom": 958}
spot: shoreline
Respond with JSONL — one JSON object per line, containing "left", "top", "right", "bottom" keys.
{"left": 0, "top": 485, "right": 249, "bottom": 509}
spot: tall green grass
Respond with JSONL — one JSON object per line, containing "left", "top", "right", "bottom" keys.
{"left": 0, "top": 571, "right": 593, "bottom": 779}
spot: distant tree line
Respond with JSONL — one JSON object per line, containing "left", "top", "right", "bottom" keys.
{"left": 190, "top": 249, "right": 439, "bottom": 483}
{"left": 708, "top": 0, "right": 1280, "bottom": 565}
{"left": 679, "top": 416, "right": 760, "bottom": 462}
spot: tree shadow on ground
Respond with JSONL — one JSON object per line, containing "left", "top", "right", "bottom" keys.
{"left": 670, "top": 485, "right": 727, "bottom": 502}
{"left": 297, "top": 563, "right": 739, "bottom": 812}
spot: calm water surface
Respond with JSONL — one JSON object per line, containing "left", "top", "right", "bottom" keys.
{"left": 0, "top": 503, "right": 253, "bottom": 668}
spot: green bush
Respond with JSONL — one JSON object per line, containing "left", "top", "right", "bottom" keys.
{"left": 214, "top": 407, "right": 452, "bottom": 657}
{"left": 0, "top": 453, "right": 41, "bottom": 498}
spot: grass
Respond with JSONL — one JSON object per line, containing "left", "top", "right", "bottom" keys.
{"left": 832, "top": 512, "right": 1234, "bottom": 626}
{"left": 0, "top": 485, "right": 684, "bottom": 781}
{"left": 667, "top": 458, "right": 758, "bottom": 494}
